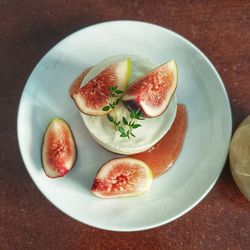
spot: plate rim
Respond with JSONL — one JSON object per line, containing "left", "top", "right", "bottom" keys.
{"left": 17, "top": 20, "right": 232, "bottom": 232}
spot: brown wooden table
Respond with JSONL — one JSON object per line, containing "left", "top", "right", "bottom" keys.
{"left": 1, "top": 1, "right": 249, "bottom": 249}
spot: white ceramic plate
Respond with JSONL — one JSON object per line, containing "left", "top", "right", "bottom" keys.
{"left": 17, "top": 21, "right": 232, "bottom": 231}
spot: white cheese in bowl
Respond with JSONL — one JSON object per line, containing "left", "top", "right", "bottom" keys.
{"left": 81, "top": 55, "right": 177, "bottom": 155}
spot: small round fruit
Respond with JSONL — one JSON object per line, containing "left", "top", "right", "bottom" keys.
{"left": 230, "top": 115, "right": 250, "bottom": 200}
{"left": 42, "top": 118, "right": 77, "bottom": 178}
{"left": 91, "top": 158, "right": 153, "bottom": 198}
{"left": 72, "top": 58, "right": 131, "bottom": 116}
{"left": 122, "top": 60, "right": 178, "bottom": 117}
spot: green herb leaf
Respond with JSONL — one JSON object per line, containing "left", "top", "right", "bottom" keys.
{"left": 118, "top": 127, "right": 125, "bottom": 134}
{"left": 135, "top": 109, "right": 144, "bottom": 119}
{"left": 131, "top": 133, "right": 136, "bottom": 137}
{"left": 115, "top": 98, "right": 121, "bottom": 105}
{"left": 130, "top": 111, "right": 135, "bottom": 119}
{"left": 107, "top": 114, "right": 114, "bottom": 123}
{"left": 120, "top": 132, "right": 128, "bottom": 137}
{"left": 115, "top": 89, "right": 124, "bottom": 94}
{"left": 126, "top": 130, "right": 130, "bottom": 139}
{"left": 109, "top": 86, "right": 117, "bottom": 91}
{"left": 132, "top": 124, "right": 141, "bottom": 129}
{"left": 135, "top": 108, "right": 141, "bottom": 116}
{"left": 102, "top": 106, "right": 110, "bottom": 111}
{"left": 122, "top": 117, "right": 128, "bottom": 125}
{"left": 137, "top": 117, "right": 145, "bottom": 120}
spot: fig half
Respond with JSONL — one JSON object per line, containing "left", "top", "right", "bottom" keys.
{"left": 72, "top": 58, "right": 131, "bottom": 116}
{"left": 122, "top": 60, "right": 178, "bottom": 117}
{"left": 91, "top": 158, "right": 153, "bottom": 198}
{"left": 42, "top": 118, "right": 77, "bottom": 178}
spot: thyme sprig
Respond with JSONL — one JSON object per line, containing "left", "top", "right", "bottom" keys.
{"left": 102, "top": 86, "right": 144, "bottom": 139}
{"left": 102, "top": 86, "right": 123, "bottom": 112}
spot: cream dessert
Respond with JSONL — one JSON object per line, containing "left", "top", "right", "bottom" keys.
{"left": 80, "top": 55, "right": 177, "bottom": 154}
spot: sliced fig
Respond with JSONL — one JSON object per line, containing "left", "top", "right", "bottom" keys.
{"left": 122, "top": 60, "right": 178, "bottom": 118}
{"left": 91, "top": 158, "right": 153, "bottom": 198}
{"left": 69, "top": 67, "right": 92, "bottom": 97}
{"left": 42, "top": 118, "right": 77, "bottom": 178}
{"left": 72, "top": 58, "right": 131, "bottom": 116}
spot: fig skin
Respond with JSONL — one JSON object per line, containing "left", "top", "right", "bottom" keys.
{"left": 41, "top": 118, "right": 77, "bottom": 178}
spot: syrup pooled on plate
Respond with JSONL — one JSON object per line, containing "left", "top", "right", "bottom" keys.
{"left": 132, "top": 104, "right": 187, "bottom": 178}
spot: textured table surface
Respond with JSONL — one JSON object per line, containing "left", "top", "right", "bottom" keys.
{"left": 1, "top": 1, "right": 249, "bottom": 249}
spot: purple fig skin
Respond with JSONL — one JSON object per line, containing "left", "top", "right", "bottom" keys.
{"left": 122, "top": 99, "right": 146, "bottom": 117}
{"left": 123, "top": 95, "right": 176, "bottom": 118}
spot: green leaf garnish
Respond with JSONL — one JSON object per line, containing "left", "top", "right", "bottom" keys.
{"left": 115, "top": 98, "right": 121, "bottom": 105}
{"left": 135, "top": 108, "right": 141, "bottom": 116}
{"left": 102, "top": 106, "right": 110, "bottom": 111}
{"left": 137, "top": 117, "right": 145, "bottom": 120}
{"left": 115, "top": 89, "right": 124, "bottom": 94}
{"left": 132, "top": 124, "right": 141, "bottom": 129}
{"left": 131, "top": 133, "right": 136, "bottom": 137}
{"left": 118, "top": 127, "right": 125, "bottom": 134}
{"left": 109, "top": 86, "right": 117, "bottom": 91}
{"left": 122, "top": 117, "right": 128, "bottom": 125}
{"left": 107, "top": 114, "right": 114, "bottom": 123}
{"left": 120, "top": 132, "right": 128, "bottom": 137}
{"left": 103, "top": 85, "right": 143, "bottom": 139}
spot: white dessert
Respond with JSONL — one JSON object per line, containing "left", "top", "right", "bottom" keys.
{"left": 81, "top": 55, "right": 177, "bottom": 155}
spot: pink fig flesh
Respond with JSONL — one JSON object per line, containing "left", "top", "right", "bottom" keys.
{"left": 122, "top": 60, "right": 177, "bottom": 118}
{"left": 42, "top": 118, "right": 77, "bottom": 178}
{"left": 91, "top": 158, "right": 153, "bottom": 198}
